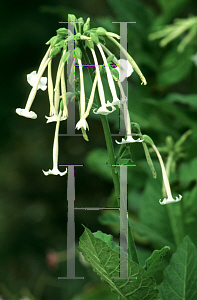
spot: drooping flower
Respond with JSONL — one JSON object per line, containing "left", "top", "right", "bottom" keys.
{"left": 16, "top": 57, "right": 51, "bottom": 119}
{"left": 97, "top": 43, "right": 120, "bottom": 106}
{"left": 90, "top": 47, "right": 116, "bottom": 115}
{"left": 115, "top": 59, "right": 133, "bottom": 82}
{"left": 152, "top": 144, "right": 182, "bottom": 205}
{"left": 27, "top": 71, "right": 47, "bottom": 90}
{"left": 42, "top": 109, "right": 67, "bottom": 176}
{"left": 115, "top": 82, "right": 143, "bottom": 144}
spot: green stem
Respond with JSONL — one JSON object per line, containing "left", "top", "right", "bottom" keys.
{"left": 165, "top": 153, "right": 185, "bottom": 247}
{"left": 80, "top": 42, "right": 139, "bottom": 264}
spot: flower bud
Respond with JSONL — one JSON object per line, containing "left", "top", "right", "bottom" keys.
{"left": 85, "top": 39, "right": 94, "bottom": 50}
{"left": 142, "top": 135, "right": 154, "bottom": 146}
{"left": 96, "top": 27, "right": 107, "bottom": 35}
{"left": 75, "top": 47, "right": 82, "bottom": 60}
{"left": 83, "top": 17, "right": 90, "bottom": 32}
{"left": 56, "top": 28, "right": 68, "bottom": 37}
{"left": 68, "top": 14, "right": 77, "bottom": 23}
{"left": 90, "top": 33, "right": 99, "bottom": 45}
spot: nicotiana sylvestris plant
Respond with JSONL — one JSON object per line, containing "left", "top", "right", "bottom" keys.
{"left": 15, "top": 14, "right": 196, "bottom": 300}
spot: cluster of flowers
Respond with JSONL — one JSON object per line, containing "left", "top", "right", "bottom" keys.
{"left": 15, "top": 15, "right": 181, "bottom": 205}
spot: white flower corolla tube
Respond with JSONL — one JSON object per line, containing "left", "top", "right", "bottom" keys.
{"left": 97, "top": 43, "right": 120, "bottom": 106}
{"left": 115, "top": 82, "right": 143, "bottom": 144}
{"left": 90, "top": 48, "right": 116, "bottom": 115}
{"left": 115, "top": 59, "right": 133, "bottom": 82}
{"left": 16, "top": 57, "right": 51, "bottom": 119}
{"left": 152, "top": 144, "right": 182, "bottom": 205}
{"left": 42, "top": 110, "right": 67, "bottom": 176}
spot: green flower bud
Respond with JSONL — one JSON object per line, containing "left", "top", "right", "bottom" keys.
{"left": 106, "top": 55, "right": 115, "bottom": 64}
{"left": 90, "top": 32, "right": 99, "bottom": 45}
{"left": 85, "top": 39, "right": 94, "bottom": 50}
{"left": 131, "top": 122, "right": 141, "bottom": 134}
{"left": 83, "top": 17, "right": 90, "bottom": 32}
{"left": 60, "top": 100, "right": 64, "bottom": 111}
{"left": 75, "top": 47, "right": 82, "bottom": 60}
{"left": 142, "top": 135, "right": 154, "bottom": 146}
{"left": 50, "top": 46, "right": 61, "bottom": 58}
{"left": 110, "top": 67, "right": 119, "bottom": 81}
{"left": 46, "top": 35, "right": 61, "bottom": 48}
{"left": 56, "top": 28, "right": 68, "bottom": 37}
{"left": 68, "top": 14, "right": 77, "bottom": 23}
{"left": 96, "top": 27, "right": 107, "bottom": 35}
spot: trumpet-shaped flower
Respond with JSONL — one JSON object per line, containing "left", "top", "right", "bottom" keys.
{"left": 152, "top": 144, "right": 182, "bottom": 205}
{"left": 16, "top": 108, "right": 37, "bottom": 119}
{"left": 116, "top": 134, "right": 143, "bottom": 144}
{"left": 97, "top": 43, "right": 120, "bottom": 106}
{"left": 45, "top": 115, "right": 66, "bottom": 123}
{"left": 27, "top": 71, "right": 47, "bottom": 91}
{"left": 115, "top": 85, "right": 143, "bottom": 144}
{"left": 42, "top": 110, "right": 67, "bottom": 176}
{"left": 116, "top": 59, "right": 133, "bottom": 82}
{"left": 76, "top": 118, "right": 89, "bottom": 130}
{"left": 90, "top": 48, "right": 116, "bottom": 115}
{"left": 16, "top": 57, "right": 51, "bottom": 119}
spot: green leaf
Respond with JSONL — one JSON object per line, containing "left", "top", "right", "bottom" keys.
{"left": 158, "top": 236, "right": 197, "bottom": 300}
{"left": 144, "top": 246, "right": 170, "bottom": 277}
{"left": 78, "top": 226, "right": 160, "bottom": 300}
{"left": 86, "top": 148, "right": 112, "bottom": 180}
{"left": 157, "top": 48, "right": 193, "bottom": 87}
{"left": 166, "top": 93, "right": 197, "bottom": 110}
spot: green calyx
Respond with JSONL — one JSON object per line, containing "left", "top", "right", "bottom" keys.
{"left": 83, "top": 18, "right": 90, "bottom": 33}
{"left": 90, "top": 33, "right": 99, "bottom": 45}
{"left": 96, "top": 27, "right": 107, "bottom": 35}
{"left": 142, "top": 135, "right": 154, "bottom": 146}
{"left": 75, "top": 47, "right": 82, "bottom": 60}
{"left": 56, "top": 28, "right": 68, "bottom": 38}
{"left": 85, "top": 39, "right": 94, "bottom": 50}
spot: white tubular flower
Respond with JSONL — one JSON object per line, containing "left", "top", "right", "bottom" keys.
{"left": 27, "top": 71, "right": 47, "bottom": 91}
{"left": 115, "top": 82, "right": 143, "bottom": 144}
{"left": 47, "top": 59, "right": 55, "bottom": 116}
{"left": 90, "top": 48, "right": 116, "bottom": 115}
{"left": 43, "top": 110, "right": 67, "bottom": 176}
{"left": 152, "top": 144, "right": 182, "bottom": 205}
{"left": 97, "top": 43, "right": 119, "bottom": 106}
{"left": 76, "top": 118, "right": 89, "bottom": 130}
{"left": 45, "top": 115, "right": 66, "bottom": 123}
{"left": 78, "top": 58, "right": 86, "bottom": 118}
{"left": 116, "top": 59, "right": 133, "bottom": 82}
{"left": 16, "top": 57, "right": 51, "bottom": 119}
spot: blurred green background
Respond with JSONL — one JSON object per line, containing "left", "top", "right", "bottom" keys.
{"left": 1, "top": 0, "right": 197, "bottom": 299}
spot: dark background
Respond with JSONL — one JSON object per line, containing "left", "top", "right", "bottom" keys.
{"left": 1, "top": 0, "right": 197, "bottom": 299}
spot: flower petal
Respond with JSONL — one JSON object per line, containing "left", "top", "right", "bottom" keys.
{"left": 42, "top": 167, "right": 67, "bottom": 176}
{"left": 116, "top": 59, "right": 133, "bottom": 82}
{"left": 76, "top": 118, "right": 89, "bottom": 130}
{"left": 27, "top": 71, "right": 47, "bottom": 91}
{"left": 93, "top": 105, "right": 116, "bottom": 115}
{"left": 16, "top": 108, "right": 37, "bottom": 119}
{"left": 116, "top": 136, "right": 143, "bottom": 144}
{"left": 45, "top": 115, "right": 66, "bottom": 123}
{"left": 159, "top": 194, "right": 182, "bottom": 205}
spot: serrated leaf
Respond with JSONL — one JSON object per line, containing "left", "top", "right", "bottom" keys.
{"left": 144, "top": 246, "right": 170, "bottom": 277}
{"left": 78, "top": 226, "right": 160, "bottom": 300}
{"left": 158, "top": 236, "right": 197, "bottom": 300}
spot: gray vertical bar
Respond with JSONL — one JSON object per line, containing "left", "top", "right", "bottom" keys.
{"left": 119, "top": 165, "right": 128, "bottom": 277}
{"left": 58, "top": 165, "right": 84, "bottom": 279}
{"left": 119, "top": 23, "right": 127, "bottom": 136}
{"left": 67, "top": 165, "right": 75, "bottom": 277}
{"left": 111, "top": 164, "right": 136, "bottom": 279}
